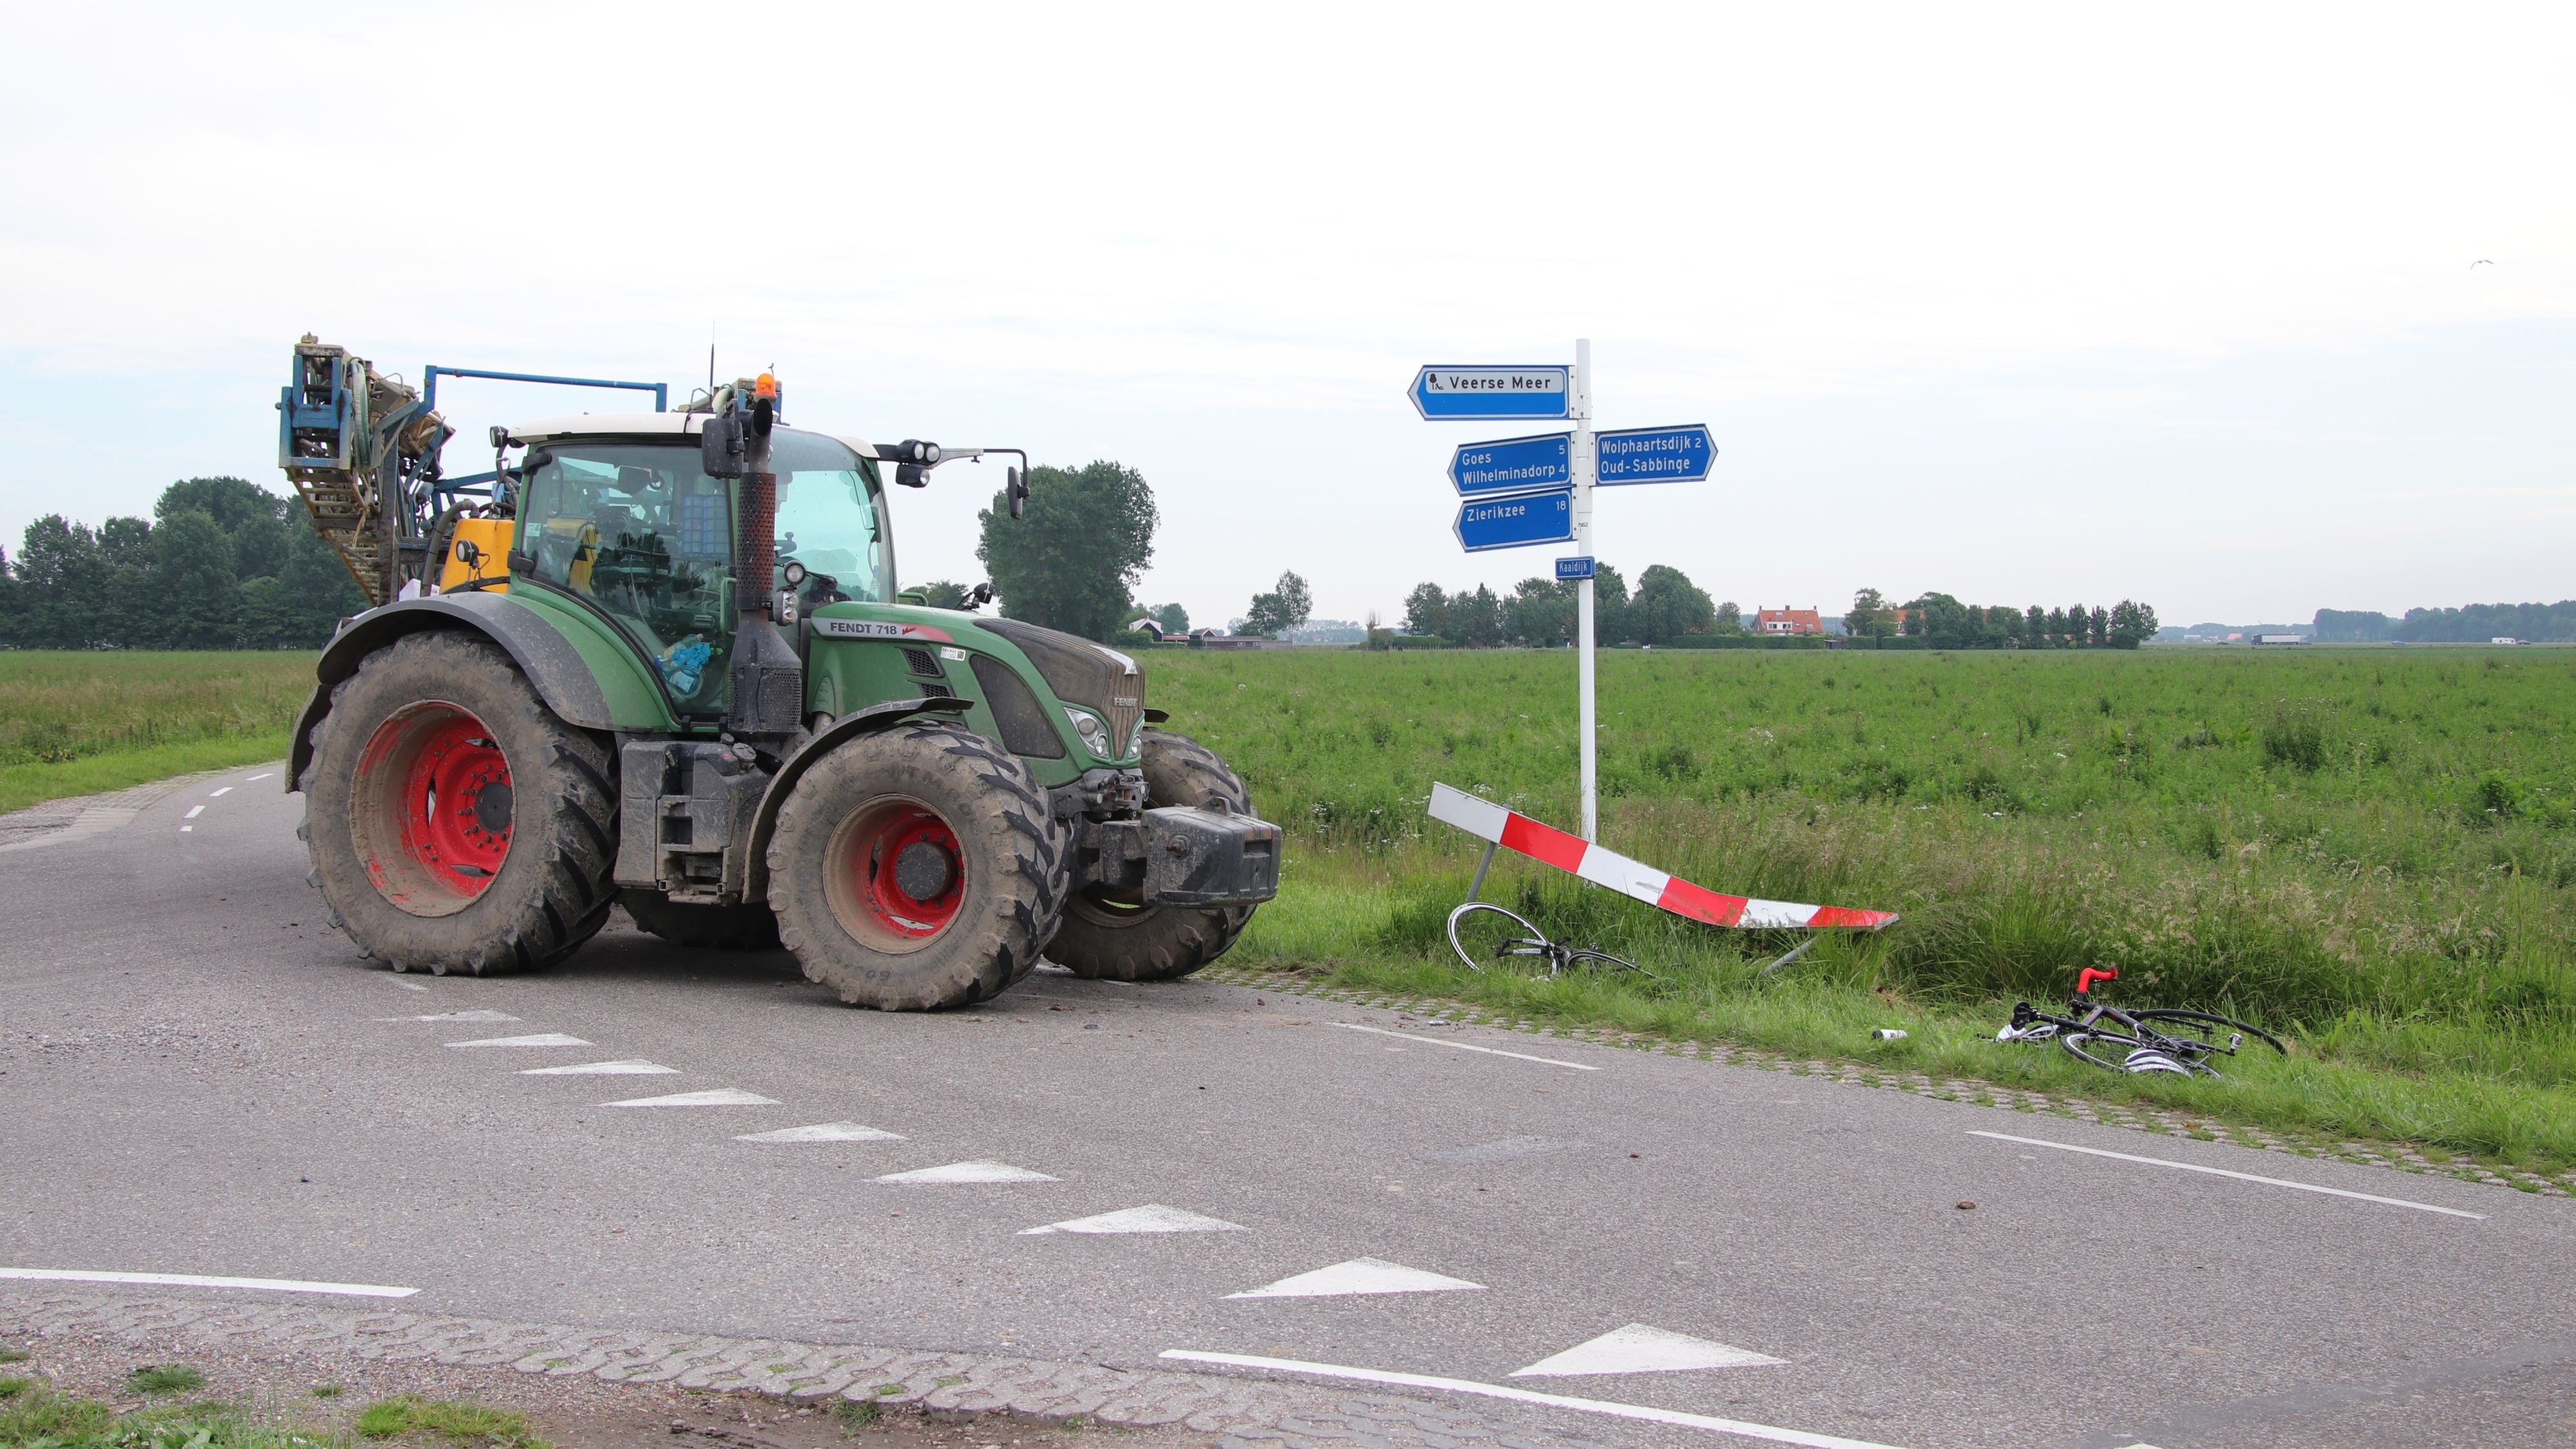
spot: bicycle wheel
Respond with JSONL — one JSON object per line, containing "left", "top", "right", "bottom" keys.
{"left": 2126, "top": 1009, "right": 2287, "bottom": 1056}
{"left": 2058, "top": 1027, "right": 2148, "bottom": 1073}
{"left": 1446, "top": 902, "right": 1557, "bottom": 977}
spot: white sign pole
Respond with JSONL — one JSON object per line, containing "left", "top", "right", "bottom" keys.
{"left": 1571, "top": 338, "right": 1597, "bottom": 842}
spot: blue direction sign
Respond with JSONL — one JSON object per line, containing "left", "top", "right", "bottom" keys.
{"left": 1455, "top": 488, "right": 1575, "bottom": 553}
{"left": 1450, "top": 432, "right": 1571, "bottom": 496}
{"left": 1555, "top": 555, "right": 1596, "bottom": 581}
{"left": 1410, "top": 365, "right": 1572, "bottom": 421}
{"left": 1595, "top": 423, "right": 1716, "bottom": 484}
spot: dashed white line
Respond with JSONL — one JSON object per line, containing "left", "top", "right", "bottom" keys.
{"left": 209, "top": 787, "right": 233, "bottom": 797}
{"left": 735, "top": 1122, "right": 905, "bottom": 1143}
{"left": 447, "top": 1033, "right": 592, "bottom": 1048}
{"left": 1224, "top": 1258, "right": 1481, "bottom": 1298}
{"left": 520, "top": 1060, "right": 678, "bottom": 1075}
{"left": 184, "top": 806, "right": 205, "bottom": 819}
{"left": 1157, "top": 1352, "right": 1908, "bottom": 1449}
{"left": 1021, "top": 1204, "right": 1244, "bottom": 1235}
{"left": 245, "top": 773, "right": 276, "bottom": 782}
{"left": 1331, "top": 1021, "right": 1600, "bottom": 1071}
{"left": 0, "top": 1267, "right": 417, "bottom": 1300}
{"left": 875, "top": 1160, "right": 1057, "bottom": 1184}
{"left": 1967, "top": 1132, "right": 2488, "bottom": 1219}
{"left": 605, "top": 1088, "right": 780, "bottom": 1107}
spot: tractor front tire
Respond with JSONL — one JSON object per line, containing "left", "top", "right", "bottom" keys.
{"left": 1045, "top": 728, "right": 1257, "bottom": 983}
{"left": 621, "top": 891, "right": 783, "bottom": 951}
{"left": 767, "top": 721, "right": 1068, "bottom": 1010}
{"left": 300, "top": 630, "right": 617, "bottom": 976}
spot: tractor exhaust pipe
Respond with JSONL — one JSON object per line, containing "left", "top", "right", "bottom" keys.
{"left": 705, "top": 376, "right": 804, "bottom": 737}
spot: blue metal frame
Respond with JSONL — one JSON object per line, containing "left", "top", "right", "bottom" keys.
{"left": 424, "top": 366, "right": 667, "bottom": 413}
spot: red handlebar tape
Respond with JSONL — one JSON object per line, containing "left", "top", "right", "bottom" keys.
{"left": 1427, "top": 782, "right": 1899, "bottom": 931}
{"left": 2076, "top": 967, "right": 2119, "bottom": 994}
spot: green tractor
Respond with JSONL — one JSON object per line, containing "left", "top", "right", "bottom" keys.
{"left": 275, "top": 338, "right": 1278, "bottom": 1009}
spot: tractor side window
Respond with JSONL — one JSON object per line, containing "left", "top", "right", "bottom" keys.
{"left": 520, "top": 444, "right": 734, "bottom": 714}
{"left": 769, "top": 431, "right": 893, "bottom": 607}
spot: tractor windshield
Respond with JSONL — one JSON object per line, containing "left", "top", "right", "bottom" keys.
{"left": 769, "top": 431, "right": 894, "bottom": 605}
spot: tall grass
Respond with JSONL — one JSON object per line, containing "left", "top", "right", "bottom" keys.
{"left": 1142, "top": 645, "right": 2576, "bottom": 1159}
{"left": 0, "top": 652, "right": 312, "bottom": 810}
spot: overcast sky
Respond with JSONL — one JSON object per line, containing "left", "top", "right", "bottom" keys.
{"left": 3, "top": 1, "right": 2568, "bottom": 629}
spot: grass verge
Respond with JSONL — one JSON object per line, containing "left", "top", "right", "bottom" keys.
{"left": 0, "top": 737, "right": 289, "bottom": 815}
{"left": 1231, "top": 874, "right": 2576, "bottom": 1184}
{"left": 352, "top": 1396, "right": 550, "bottom": 1449}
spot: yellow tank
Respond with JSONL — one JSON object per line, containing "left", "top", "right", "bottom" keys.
{"left": 437, "top": 517, "right": 515, "bottom": 594}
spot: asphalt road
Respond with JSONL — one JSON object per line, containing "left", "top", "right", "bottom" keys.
{"left": 5, "top": 772, "right": 2573, "bottom": 1449}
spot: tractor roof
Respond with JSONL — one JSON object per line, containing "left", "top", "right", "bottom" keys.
{"left": 500, "top": 412, "right": 878, "bottom": 459}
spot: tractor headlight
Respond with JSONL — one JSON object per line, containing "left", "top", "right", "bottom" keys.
{"left": 1065, "top": 708, "right": 1112, "bottom": 757}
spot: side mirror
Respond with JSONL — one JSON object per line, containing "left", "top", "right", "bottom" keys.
{"left": 1008, "top": 466, "right": 1027, "bottom": 520}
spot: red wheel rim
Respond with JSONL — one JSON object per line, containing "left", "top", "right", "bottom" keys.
{"left": 838, "top": 801, "right": 966, "bottom": 943}
{"left": 354, "top": 703, "right": 513, "bottom": 913}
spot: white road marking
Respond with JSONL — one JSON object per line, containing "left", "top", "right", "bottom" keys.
{"left": 1, "top": 1267, "right": 417, "bottom": 1300}
{"left": 605, "top": 1088, "right": 779, "bottom": 1107}
{"left": 209, "top": 787, "right": 233, "bottom": 797}
{"left": 246, "top": 773, "right": 275, "bottom": 782}
{"left": 377, "top": 1010, "right": 520, "bottom": 1023}
{"left": 1331, "top": 1021, "right": 1600, "bottom": 1071}
{"left": 179, "top": 826, "right": 192, "bottom": 833}
{"left": 397, "top": 982, "right": 430, "bottom": 992}
{"left": 1158, "top": 1352, "right": 1906, "bottom": 1449}
{"left": 1224, "top": 1257, "right": 1483, "bottom": 1299}
{"left": 735, "top": 1122, "right": 906, "bottom": 1144}
{"left": 520, "top": 1060, "right": 678, "bottom": 1075}
{"left": 1511, "top": 1323, "right": 1785, "bottom": 1376}
{"left": 446, "top": 1033, "right": 592, "bottom": 1048}
{"left": 1021, "top": 1204, "right": 1245, "bottom": 1235}
{"left": 1968, "top": 1132, "right": 2488, "bottom": 1219}
{"left": 874, "top": 1161, "right": 1058, "bottom": 1184}
{"left": 185, "top": 806, "right": 205, "bottom": 818}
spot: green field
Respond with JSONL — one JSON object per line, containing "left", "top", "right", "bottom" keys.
{"left": 1144, "top": 644, "right": 2576, "bottom": 1174}
{"left": 0, "top": 652, "right": 311, "bottom": 813}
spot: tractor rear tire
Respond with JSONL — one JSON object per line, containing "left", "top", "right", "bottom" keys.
{"left": 621, "top": 890, "right": 782, "bottom": 951}
{"left": 1044, "top": 728, "right": 1256, "bottom": 983}
{"left": 299, "top": 630, "right": 618, "bottom": 976}
{"left": 767, "top": 721, "right": 1068, "bottom": 1010}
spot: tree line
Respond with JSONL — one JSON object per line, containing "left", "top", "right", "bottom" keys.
{"left": 1399, "top": 564, "right": 1735, "bottom": 647}
{"left": 0, "top": 477, "right": 368, "bottom": 650}
{"left": 2316, "top": 603, "right": 2576, "bottom": 643}
{"left": 1846, "top": 590, "right": 2158, "bottom": 649}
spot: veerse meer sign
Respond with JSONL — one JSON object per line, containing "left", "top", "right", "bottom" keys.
{"left": 1595, "top": 424, "right": 1715, "bottom": 484}
{"left": 1454, "top": 488, "right": 1574, "bottom": 553}
{"left": 1408, "top": 366, "right": 1572, "bottom": 421}
{"left": 1448, "top": 431, "right": 1571, "bottom": 496}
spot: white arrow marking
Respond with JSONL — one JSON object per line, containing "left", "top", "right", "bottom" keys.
{"left": 735, "top": 1122, "right": 907, "bottom": 1143}
{"left": 604, "top": 1088, "right": 780, "bottom": 1107}
{"left": 1021, "top": 1204, "right": 1245, "bottom": 1235}
{"left": 1510, "top": 1324, "right": 1785, "bottom": 1377}
{"left": 1224, "top": 1257, "right": 1483, "bottom": 1299}
{"left": 446, "top": 1033, "right": 592, "bottom": 1048}
{"left": 519, "top": 1060, "right": 679, "bottom": 1075}
{"left": 874, "top": 1161, "right": 1057, "bottom": 1184}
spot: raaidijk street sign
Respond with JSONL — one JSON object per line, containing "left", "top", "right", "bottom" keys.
{"left": 1454, "top": 488, "right": 1574, "bottom": 553}
{"left": 1595, "top": 423, "right": 1716, "bottom": 484}
{"left": 1449, "top": 432, "right": 1572, "bottom": 496}
{"left": 1410, "top": 366, "right": 1572, "bottom": 421}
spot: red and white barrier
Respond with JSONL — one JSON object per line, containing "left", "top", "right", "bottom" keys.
{"left": 1428, "top": 782, "right": 1899, "bottom": 931}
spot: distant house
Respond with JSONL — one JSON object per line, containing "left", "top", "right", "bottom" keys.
{"left": 1757, "top": 607, "right": 1825, "bottom": 636}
